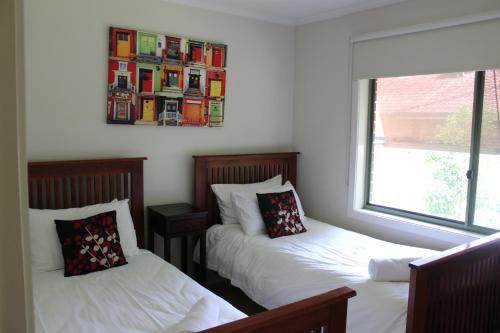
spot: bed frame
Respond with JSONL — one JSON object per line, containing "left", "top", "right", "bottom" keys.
{"left": 193, "top": 152, "right": 500, "bottom": 333}
{"left": 194, "top": 152, "right": 299, "bottom": 228}
{"left": 28, "top": 156, "right": 356, "bottom": 333}
{"left": 28, "top": 157, "right": 147, "bottom": 247}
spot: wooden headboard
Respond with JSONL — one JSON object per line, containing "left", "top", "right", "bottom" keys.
{"left": 193, "top": 152, "right": 299, "bottom": 228}
{"left": 28, "top": 157, "right": 147, "bottom": 248}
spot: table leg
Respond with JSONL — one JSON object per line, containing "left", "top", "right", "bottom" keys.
{"left": 147, "top": 213, "right": 154, "bottom": 252}
{"left": 164, "top": 235, "right": 171, "bottom": 263}
{"left": 181, "top": 236, "right": 188, "bottom": 274}
{"left": 199, "top": 231, "right": 206, "bottom": 285}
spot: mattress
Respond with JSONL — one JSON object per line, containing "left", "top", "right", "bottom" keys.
{"left": 204, "top": 218, "right": 437, "bottom": 333}
{"left": 33, "top": 250, "right": 246, "bottom": 333}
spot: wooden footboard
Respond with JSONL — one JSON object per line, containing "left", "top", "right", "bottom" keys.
{"left": 407, "top": 232, "right": 500, "bottom": 333}
{"left": 200, "top": 287, "right": 356, "bottom": 333}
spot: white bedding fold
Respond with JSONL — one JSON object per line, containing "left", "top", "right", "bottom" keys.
{"left": 33, "top": 250, "right": 245, "bottom": 333}
{"left": 368, "top": 257, "right": 421, "bottom": 282}
{"left": 173, "top": 296, "right": 221, "bottom": 333}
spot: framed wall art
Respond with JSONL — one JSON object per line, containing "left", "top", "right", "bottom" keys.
{"left": 107, "top": 27, "right": 227, "bottom": 127}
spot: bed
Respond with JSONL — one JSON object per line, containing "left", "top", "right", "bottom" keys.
{"left": 193, "top": 152, "right": 500, "bottom": 333}
{"left": 28, "top": 157, "right": 356, "bottom": 333}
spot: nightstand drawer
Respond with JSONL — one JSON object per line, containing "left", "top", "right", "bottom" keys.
{"left": 170, "top": 217, "right": 206, "bottom": 235}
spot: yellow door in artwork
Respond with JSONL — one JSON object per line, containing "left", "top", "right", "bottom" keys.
{"left": 142, "top": 99, "right": 154, "bottom": 121}
{"left": 210, "top": 80, "right": 222, "bottom": 97}
{"left": 117, "top": 32, "right": 130, "bottom": 58}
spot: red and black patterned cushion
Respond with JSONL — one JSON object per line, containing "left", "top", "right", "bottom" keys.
{"left": 256, "top": 190, "right": 307, "bottom": 238}
{"left": 55, "top": 211, "right": 127, "bottom": 277}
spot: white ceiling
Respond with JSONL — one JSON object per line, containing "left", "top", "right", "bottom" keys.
{"left": 161, "top": 0, "right": 408, "bottom": 26}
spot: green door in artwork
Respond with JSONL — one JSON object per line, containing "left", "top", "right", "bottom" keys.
{"left": 210, "top": 103, "right": 221, "bottom": 116}
{"left": 139, "top": 33, "right": 156, "bottom": 56}
{"left": 210, "top": 102, "right": 223, "bottom": 126}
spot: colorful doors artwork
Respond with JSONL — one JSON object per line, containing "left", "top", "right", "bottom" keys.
{"left": 139, "top": 69, "right": 153, "bottom": 93}
{"left": 107, "top": 27, "right": 227, "bottom": 127}
{"left": 209, "top": 79, "right": 222, "bottom": 97}
{"left": 116, "top": 32, "right": 131, "bottom": 58}
{"left": 142, "top": 99, "right": 155, "bottom": 121}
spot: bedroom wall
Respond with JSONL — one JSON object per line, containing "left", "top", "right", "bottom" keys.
{"left": 293, "top": 0, "right": 500, "bottom": 250}
{"left": 0, "top": 0, "right": 32, "bottom": 331}
{"left": 24, "top": 0, "right": 295, "bottom": 253}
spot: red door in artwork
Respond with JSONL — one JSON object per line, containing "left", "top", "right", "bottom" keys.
{"left": 192, "top": 47, "right": 202, "bottom": 62}
{"left": 212, "top": 48, "right": 222, "bottom": 67}
{"left": 139, "top": 69, "right": 153, "bottom": 93}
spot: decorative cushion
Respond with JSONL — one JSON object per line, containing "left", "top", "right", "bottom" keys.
{"left": 55, "top": 211, "right": 127, "bottom": 276}
{"left": 256, "top": 190, "right": 307, "bottom": 238}
{"left": 231, "top": 181, "right": 306, "bottom": 236}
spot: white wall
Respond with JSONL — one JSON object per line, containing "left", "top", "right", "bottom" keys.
{"left": 0, "top": 0, "right": 33, "bottom": 331}
{"left": 25, "top": 0, "right": 498, "bottom": 255}
{"left": 24, "top": 0, "right": 295, "bottom": 250}
{"left": 294, "top": 0, "right": 500, "bottom": 250}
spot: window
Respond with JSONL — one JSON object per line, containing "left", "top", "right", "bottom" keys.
{"left": 117, "top": 32, "right": 129, "bottom": 41}
{"left": 167, "top": 71, "right": 178, "bottom": 87}
{"left": 366, "top": 70, "right": 500, "bottom": 233}
{"left": 118, "top": 62, "right": 127, "bottom": 71}
{"left": 167, "top": 40, "right": 180, "bottom": 60}
{"left": 117, "top": 75, "right": 128, "bottom": 89}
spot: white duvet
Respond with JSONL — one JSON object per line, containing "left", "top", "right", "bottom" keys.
{"left": 33, "top": 250, "right": 245, "bottom": 333}
{"left": 205, "top": 218, "right": 437, "bottom": 333}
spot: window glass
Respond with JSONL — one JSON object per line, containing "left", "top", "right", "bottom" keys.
{"left": 368, "top": 73, "right": 475, "bottom": 221}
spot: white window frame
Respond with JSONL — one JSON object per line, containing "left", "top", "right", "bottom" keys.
{"left": 347, "top": 80, "right": 483, "bottom": 246}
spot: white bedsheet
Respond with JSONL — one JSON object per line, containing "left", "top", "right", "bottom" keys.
{"left": 33, "top": 250, "right": 245, "bottom": 333}
{"left": 204, "top": 218, "right": 437, "bottom": 333}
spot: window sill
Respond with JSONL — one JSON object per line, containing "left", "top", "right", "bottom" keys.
{"left": 348, "top": 206, "right": 482, "bottom": 250}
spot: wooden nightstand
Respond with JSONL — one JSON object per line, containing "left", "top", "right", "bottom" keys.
{"left": 147, "top": 203, "right": 208, "bottom": 284}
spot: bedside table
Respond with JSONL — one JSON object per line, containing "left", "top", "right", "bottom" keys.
{"left": 147, "top": 203, "right": 208, "bottom": 284}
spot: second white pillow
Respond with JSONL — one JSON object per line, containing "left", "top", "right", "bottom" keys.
{"left": 211, "top": 175, "right": 282, "bottom": 225}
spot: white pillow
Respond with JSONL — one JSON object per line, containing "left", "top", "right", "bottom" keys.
{"left": 211, "top": 175, "right": 282, "bottom": 225}
{"left": 30, "top": 199, "right": 139, "bottom": 273}
{"left": 231, "top": 181, "right": 306, "bottom": 236}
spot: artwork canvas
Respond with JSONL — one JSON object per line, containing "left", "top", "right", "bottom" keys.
{"left": 107, "top": 26, "right": 227, "bottom": 127}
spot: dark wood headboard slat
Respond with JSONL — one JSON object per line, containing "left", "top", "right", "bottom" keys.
{"left": 28, "top": 157, "right": 147, "bottom": 248}
{"left": 193, "top": 152, "right": 299, "bottom": 228}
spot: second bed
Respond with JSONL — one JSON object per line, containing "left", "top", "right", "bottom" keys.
{"left": 202, "top": 218, "right": 436, "bottom": 333}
